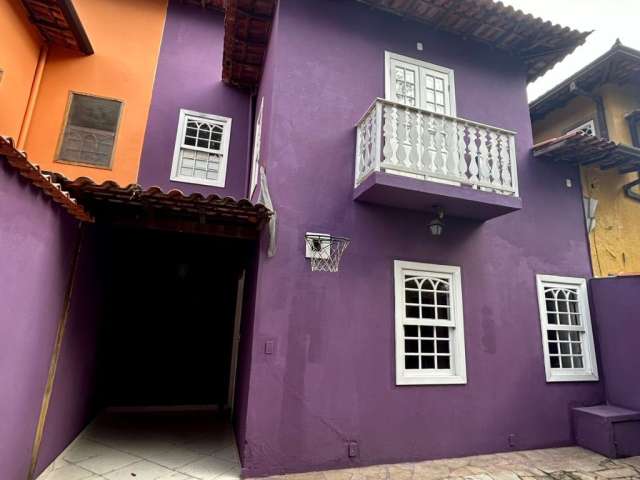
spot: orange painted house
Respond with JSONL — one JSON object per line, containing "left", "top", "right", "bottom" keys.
{"left": 0, "top": 0, "right": 167, "bottom": 185}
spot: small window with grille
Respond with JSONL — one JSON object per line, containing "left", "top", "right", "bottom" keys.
{"left": 536, "top": 275, "right": 599, "bottom": 382}
{"left": 394, "top": 261, "right": 467, "bottom": 385}
{"left": 57, "top": 93, "right": 123, "bottom": 168}
{"left": 171, "top": 109, "right": 232, "bottom": 187}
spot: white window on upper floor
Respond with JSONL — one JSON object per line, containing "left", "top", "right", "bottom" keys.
{"left": 385, "top": 51, "right": 456, "bottom": 116}
{"left": 535, "top": 275, "right": 599, "bottom": 383}
{"left": 249, "top": 97, "right": 264, "bottom": 197}
{"left": 394, "top": 261, "right": 467, "bottom": 385}
{"left": 566, "top": 119, "right": 596, "bottom": 137}
{"left": 171, "top": 109, "right": 231, "bottom": 187}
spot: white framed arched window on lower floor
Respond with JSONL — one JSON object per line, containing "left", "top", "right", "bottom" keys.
{"left": 394, "top": 260, "right": 467, "bottom": 385}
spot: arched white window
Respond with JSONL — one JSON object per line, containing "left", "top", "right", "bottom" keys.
{"left": 394, "top": 261, "right": 466, "bottom": 385}
{"left": 536, "top": 275, "right": 598, "bottom": 382}
{"left": 171, "top": 109, "right": 232, "bottom": 187}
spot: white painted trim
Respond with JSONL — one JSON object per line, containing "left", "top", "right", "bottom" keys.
{"left": 170, "top": 109, "right": 232, "bottom": 188}
{"left": 394, "top": 261, "right": 467, "bottom": 386}
{"left": 535, "top": 274, "right": 599, "bottom": 383}
{"left": 228, "top": 270, "right": 245, "bottom": 412}
{"left": 249, "top": 98, "right": 264, "bottom": 198}
{"left": 385, "top": 51, "right": 457, "bottom": 116}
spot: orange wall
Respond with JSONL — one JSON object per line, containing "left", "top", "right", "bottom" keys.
{"left": 24, "top": 0, "right": 168, "bottom": 185}
{"left": 0, "top": 0, "right": 42, "bottom": 140}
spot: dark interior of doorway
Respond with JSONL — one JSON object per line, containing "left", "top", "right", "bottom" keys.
{"left": 95, "top": 225, "right": 254, "bottom": 410}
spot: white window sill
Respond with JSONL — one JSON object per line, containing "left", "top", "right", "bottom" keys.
{"left": 396, "top": 374, "right": 467, "bottom": 386}
{"left": 170, "top": 174, "right": 226, "bottom": 188}
{"left": 545, "top": 371, "right": 599, "bottom": 383}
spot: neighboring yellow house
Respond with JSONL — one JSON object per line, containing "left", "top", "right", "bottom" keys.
{"left": 531, "top": 40, "right": 640, "bottom": 277}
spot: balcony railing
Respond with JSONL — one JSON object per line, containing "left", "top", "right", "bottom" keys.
{"left": 355, "top": 99, "right": 518, "bottom": 196}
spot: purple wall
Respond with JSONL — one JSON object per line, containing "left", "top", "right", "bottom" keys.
{"left": 35, "top": 224, "right": 104, "bottom": 475}
{"left": 138, "top": 0, "right": 252, "bottom": 199}
{"left": 0, "top": 162, "right": 101, "bottom": 480}
{"left": 590, "top": 276, "right": 640, "bottom": 411}
{"left": 240, "top": 0, "right": 603, "bottom": 476}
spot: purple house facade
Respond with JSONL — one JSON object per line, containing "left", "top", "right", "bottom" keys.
{"left": 3, "top": 1, "right": 640, "bottom": 479}
{"left": 237, "top": 0, "right": 602, "bottom": 475}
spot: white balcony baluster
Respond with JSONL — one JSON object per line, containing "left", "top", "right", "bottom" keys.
{"left": 355, "top": 98, "right": 518, "bottom": 196}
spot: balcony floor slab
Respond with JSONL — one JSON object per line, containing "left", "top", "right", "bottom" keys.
{"left": 354, "top": 172, "right": 522, "bottom": 221}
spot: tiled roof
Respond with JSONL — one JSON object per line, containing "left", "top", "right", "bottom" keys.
{"left": 533, "top": 131, "right": 640, "bottom": 174}
{"left": 19, "top": 0, "right": 93, "bottom": 54}
{"left": 354, "top": 0, "right": 590, "bottom": 83}
{"left": 530, "top": 41, "right": 640, "bottom": 121}
{"left": 0, "top": 136, "right": 93, "bottom": 222}
{"left": 47, "top": 174, "right": 272, "bottom": 239}
{"left": 222, "top": 0, "right": 276, "bottom": 90}
{"left": 221, "top": 0, "right": 589, "bottom": 90}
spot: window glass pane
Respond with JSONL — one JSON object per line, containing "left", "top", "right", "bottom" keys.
{"left": 58, "top": 94, "right": 121, "bottom": 167}
{"left": 405, "top": 356, "right": 419, "bottom": 369}
{"left": 437, "top": 356, "right": 450, "bottom": 369}
{"left": 421, "top": 356, "right": 435, "bottom": 369}
{"left": 404, "top": 325, "right": 418, "bottom": 337}
{"left": 420, "top": 326, "right": 434, "bottom": 338}
{"left": 68, "top": 94, "right": 120, "bottom": 132}
{"left": 405, "top": 339, "right": 419, "bottom": 353}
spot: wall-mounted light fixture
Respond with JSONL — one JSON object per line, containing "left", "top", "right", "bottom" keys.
{"left": 429, "top": 206, "right": 444, "bottom": 236}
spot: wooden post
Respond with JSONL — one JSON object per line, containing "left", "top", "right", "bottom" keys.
{"left": 27, "top": 223, "right": 84, "bottom": 480}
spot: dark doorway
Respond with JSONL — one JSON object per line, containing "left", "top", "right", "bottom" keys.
{"left": 96, "top": 226, "right": 253, "bottom": 410}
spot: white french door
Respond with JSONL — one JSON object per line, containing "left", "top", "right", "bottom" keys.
{"left": 386, "top": 51, "right": 456, "bottom": 116}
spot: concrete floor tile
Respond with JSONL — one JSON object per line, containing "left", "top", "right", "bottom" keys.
{"left": 75, "top": 446, "right": 139, "bottom": 475}
{"left": 37, "top": 462, "right": 96, "bottom": 480}
{"left": 177, "top": 456, "right": 238, "bottom": 480}
{"left": 102, "top": 460, "right": 176, "bottom": 480}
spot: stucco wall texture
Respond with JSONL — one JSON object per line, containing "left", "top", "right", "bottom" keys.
{"left": 0, "top": 162, "right": 102, "bottom": 480}
{"left": 590, "top": 276, "right": 640, "bottom": 412}
{"left": 0, "top": 0, "right": 42, "bottom": 140}
{"left": 138, "top": 0, "right": 252, "bottom": 200}
{"left": 240, "top": 0, "right": 603, "bottom": 476}
{"left": 532, "top": 83, "right": 640, "bottom": 277}
{"left": 22, "top": 0, "right": 168, "bottom": 186}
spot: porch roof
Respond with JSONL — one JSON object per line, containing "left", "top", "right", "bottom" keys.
{"left": 0, "top": 136, "right": 93, "bottom": 222}
{"left": 533, "top": 131, "right": 640, "bottom": 174}
{"left": 19, "top": 0, "right": 93, "bottom": 54}
{"left": 46, "top": 174, "right": 272, "bottom": 240}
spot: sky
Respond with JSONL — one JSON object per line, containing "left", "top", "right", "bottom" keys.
{"left": 499, "top": 0, "right": 640, "bottom": 102}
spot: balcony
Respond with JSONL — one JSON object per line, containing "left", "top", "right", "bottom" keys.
{"left": 354, "top": 99, "right": 523, "bottom": 221}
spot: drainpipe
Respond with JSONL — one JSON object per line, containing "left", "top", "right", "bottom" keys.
{"left": 570, "top": 81, "right": 609, "bottom": 139}
{"left": 17, "top": 44, "right": 48, "bottom": 150}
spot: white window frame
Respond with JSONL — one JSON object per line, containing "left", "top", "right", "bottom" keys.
{"left": 385, "top": 51, "right": 457, "bottom": 116}
{"left": 394, "top": 261, "right": 467, "bottom": 385}
{"left": 249, "top": 97, "right": 264, "bottom": 197}
{"left": 170, "top": 109, "right": 232, "bottom": 188}
{"left": 535, "top": 274, "right": 599, "bottom": 383}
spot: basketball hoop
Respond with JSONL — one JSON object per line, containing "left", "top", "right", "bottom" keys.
{"left": 304, "top": 233, "right": 350, "bottom": 272}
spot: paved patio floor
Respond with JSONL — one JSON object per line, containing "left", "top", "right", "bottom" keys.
{"left": 260, "top": 448, "right": 640, "bottom": 480}
{"left": 37, "top": 410, "right": 240, "bottom": 480}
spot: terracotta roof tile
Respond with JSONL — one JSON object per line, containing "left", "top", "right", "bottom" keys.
{"left": 533, "top": 131, "right": 640, "bottom": 173}
{"left": 0, "top": 136, "right": 93, "bottom": 222}
{"left": 46, "top": 173, "right": 272, "bottom": 232}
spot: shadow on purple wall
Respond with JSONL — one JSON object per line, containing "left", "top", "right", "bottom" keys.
{"left": 590, "top": 276, "right": 640, "bottom": 411}
{"left": 0, "top": 162, "right": 102, "bottom": 480}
